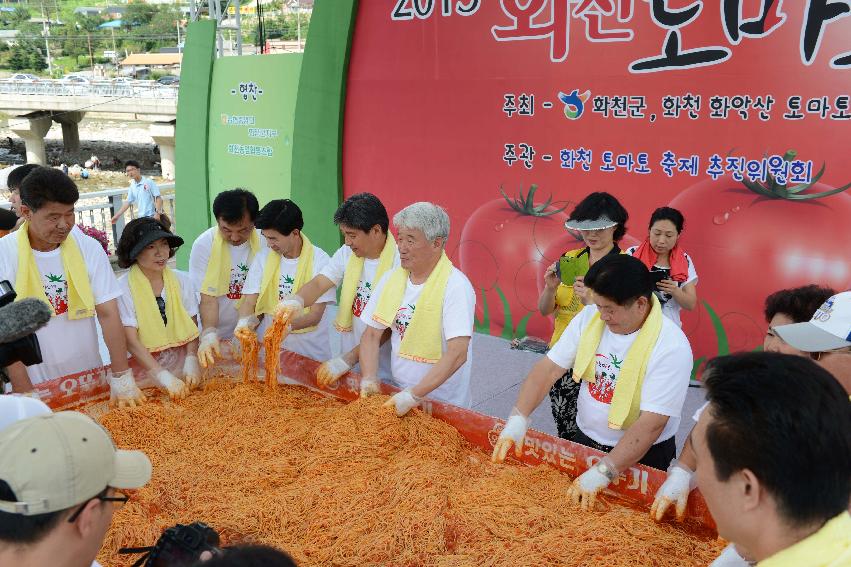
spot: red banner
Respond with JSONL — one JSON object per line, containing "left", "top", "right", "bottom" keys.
{"left": 343, "top": 1, "right": 851, "bottom": 374}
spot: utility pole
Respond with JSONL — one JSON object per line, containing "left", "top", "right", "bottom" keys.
{"left": 297, "top": 0, "right": 301, "bottom": 51}
{"left": 86, "top": 32, "right": 95, "bottom": 74}
{"left": 40, "top": 1, "right": 53, "bottom": 76}
{"left": 235, "top": 2, "right": 241, "bottom": 56}
{"left": 176, "top": 21, "right": 181, "bottom": 53}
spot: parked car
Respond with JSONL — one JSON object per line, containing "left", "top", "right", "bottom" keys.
{"left": 7, "top": 73, "right": 39, "bottom": 82}
{"left": 60, "top": 75, "right": 91, "bottom": 84}
{"left": 156, "top": 75, "right": 180, "bottom": 86}
{"left": 112, "top": 77, "right": 136, "bottom": 84}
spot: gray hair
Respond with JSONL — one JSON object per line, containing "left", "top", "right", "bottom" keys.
{"left": 393, "top": 202, "right": 450, "bottom": 244}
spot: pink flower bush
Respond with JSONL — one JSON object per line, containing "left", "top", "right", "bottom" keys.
{"left": 77, "top": 224, "right": 110, "bottom": 254}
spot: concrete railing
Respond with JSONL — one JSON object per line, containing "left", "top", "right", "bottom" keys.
{"left": 0, "top": 80, "right": 179, "bottom": 100}
{"left": 1, "top": 182, "right": 176, "bottom": 254}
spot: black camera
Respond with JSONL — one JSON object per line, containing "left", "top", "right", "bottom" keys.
{"left": 120, "top": 522, "right": 221, "bottom": 567}
{"left": 0, "top": 280, "right": 44, "bottom": 367}
{"left": 649, "top": 266, "right": 671, "bottom": 286}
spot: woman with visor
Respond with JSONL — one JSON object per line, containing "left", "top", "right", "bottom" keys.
{"left": 115, "top": 217, "right": 201, "bottom": 402}
{"left": 537, "top": 192, "right": 630, "bottom": 441}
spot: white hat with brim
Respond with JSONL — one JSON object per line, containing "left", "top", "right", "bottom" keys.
{"left": 773, "top": 291, "right": 851, "bottom": 353}
{"left": 0, "top": 411, "right": 151, "bottom": 515}
{"left": 564, "top": 215, "right": 618, "bottom": 231}
{"left": 0, "top": 395, "right": 52, "bottom": 433}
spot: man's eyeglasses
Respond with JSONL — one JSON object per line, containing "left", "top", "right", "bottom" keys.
{"left": 67, "top": 488, "right": 129, "bottom": 523}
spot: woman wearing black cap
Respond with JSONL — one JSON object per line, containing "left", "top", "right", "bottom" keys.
{"left": 115, "top": 217, "right": 201, "bottom": 400}
{"left": 537, "top": 192, "right": 629, "bottom": 441}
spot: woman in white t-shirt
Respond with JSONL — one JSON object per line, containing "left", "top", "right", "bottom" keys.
{"left": 236, "top": 199, "right": 335, "bottom": 366}
{"left": 627, "top": 207, "right": 697, "bottom": 327}
{"left": 115, "top": 218, "right": 201, "bottom": 401}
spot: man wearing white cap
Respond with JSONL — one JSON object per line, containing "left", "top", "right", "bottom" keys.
{"left": 774, "top": 290, "right": 851, "bottom": 395}
{"left": 0, "top": 394, "right": 51, "bottom": 432}
{"left": 0, "top": 411, "right": 152, "bottom": 567}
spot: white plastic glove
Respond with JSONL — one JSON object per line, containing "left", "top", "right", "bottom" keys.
{"left": 316, "top": 356, "right": 351, "bottom": 387}
{"left": 182, "top": 355, "right": 202, "bottom": 389}
{"left": 382, "top": 388, "right": 422, "bottom": 417}
{"left": 197, "top": 328, "right": 221, "bottom": 368}
{"left": 153, "top": 369, "right": 189, "bottom": 401}
{"left": 491, "top": 408, "right": 529, "bottom": 463}
{"left": 650, "top": 460, "right": 695, "bottom": 522}
{"left": 108, "top": 368, "right": 146, "bottom": 408}
{"left": 234, "top": 315, "right": 259, "bottom": 341}
{"left": 566, "top": 458, "right": 617, "bottom": 511}
{"left": 359, "top": 375, "right": 381, "bottom": 397}
{"left": 274, "top": 294, "right": 304, "bottom": 321}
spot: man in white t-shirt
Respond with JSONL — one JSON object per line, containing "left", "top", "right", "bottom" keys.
{"left": 189, "top": 189, "right": 264, "bottom": 366}
{"left": 275, "top": 193, "right": 399, "bottom": 387}
{"left": 236, "top": 199, "right": 335, "bottom": 363}
{"left": 492, "top": 254, "right": 692, "bottom": 510}
{"left": 0, "top": 168, "right": 139, "bottom": 403}
{"left": 358, "top": 202, "right": 475, "bottom": 415}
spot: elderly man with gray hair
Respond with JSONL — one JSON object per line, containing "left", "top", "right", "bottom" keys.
{"left": 358, "top": 201, "right": 476, "bottom": 416}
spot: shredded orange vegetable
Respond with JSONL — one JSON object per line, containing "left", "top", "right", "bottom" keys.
{"left": 238, "top": 333, "right": 260, "bottom": 384}
{"left": 262, "top": 312, "right": 291, "bottom": 388}
{"left": 91, "top": 382, "right": 723, "bottom": 567}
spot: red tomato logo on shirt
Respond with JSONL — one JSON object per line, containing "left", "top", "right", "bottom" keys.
{"left": 588, "top": 352, "right": 622, "bottom": 404}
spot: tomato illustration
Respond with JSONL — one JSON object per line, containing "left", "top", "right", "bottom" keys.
{"left": 668, "top": 152, "right": 851, "bottom": 374}
{"left": 457, "top": 185, "right": 581, "bottom": 339}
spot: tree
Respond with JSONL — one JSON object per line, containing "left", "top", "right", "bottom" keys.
{"left": 123, "top": 3, "right": 158, "bottom": 28}
{"left": 28, "top": 47, "right": 46, "bottom": 71}
{"left": 8, "top": 45, "right": 29, "bottom": 70}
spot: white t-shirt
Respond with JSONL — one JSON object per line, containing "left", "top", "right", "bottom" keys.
{"left": 0, "top": 227, "right": 122, "bottom": 384}
{"left": 188, "top": 227, "right": 264, "bottom": 340}
{"left": 244, "top": 245, "right": 335, "bottom": 362}
{"left": 547, "top": 304, "right": 693, "bottom": 447}
{"left": 360, "top": 267, "right": 475, "bottom": 408}
{"left": 319, "top": 243, "right": 400, "bottom": 378}
{"left": 626, "top": 246, "right": 698, "bottom": 328}
{"left": 117, "top": 269, "right": 199, "bottom": 376}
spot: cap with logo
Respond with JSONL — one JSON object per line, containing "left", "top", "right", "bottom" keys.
{"left": 774, "top": 291, "right": 851, "bottom": 352}
{"left": 0, "top": 411, "right": 151, "bottom": 516}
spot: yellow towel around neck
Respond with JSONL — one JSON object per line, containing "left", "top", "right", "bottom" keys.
{"left": 334, "top": 235, "right": 398, "bottom": 332}
{"left": 128, "top": 265, "right": 199, "bottom": 352}
{"left": 201, "top": 228, "right": 261, "bottom": 297}
{"left": 372, "top": 251, "right": 453, "bottom": 364}
{"left": 757, "top": 512, "right": 851, "bottom": 567}
{"left": 255, "top": 232, "right": 315, "bottom": 334}
{"left": 572, "top": 294, "right": 663, "bottom": 430}
{"left": 15, "top": 222, "right": 95, "bottom": 320}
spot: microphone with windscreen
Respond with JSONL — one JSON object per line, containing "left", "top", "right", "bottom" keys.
{"left": 0, "top": 280, "right": 51, "bottom": 366}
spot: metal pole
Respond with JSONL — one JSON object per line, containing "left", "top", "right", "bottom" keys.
{"left": 235, "top": 2, "right": 242, "bottom": 56}
{"left": 40, "top": 2, "right": 53, "bottom": 76}
{"left": 87, "top": 32, "right": 95, "bottom": 74}
{"left": 177, "top": 21, "right": 181, "bottom": 53}
{"left": 297, "top": 0, "right": 301, "bottom": 51}
{"left": 214, "top": 0, "right": 224, "bottom": 57}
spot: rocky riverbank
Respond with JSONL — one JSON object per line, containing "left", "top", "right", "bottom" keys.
{"left": 0, "top": 118, "right": 165, "bottom": 191}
